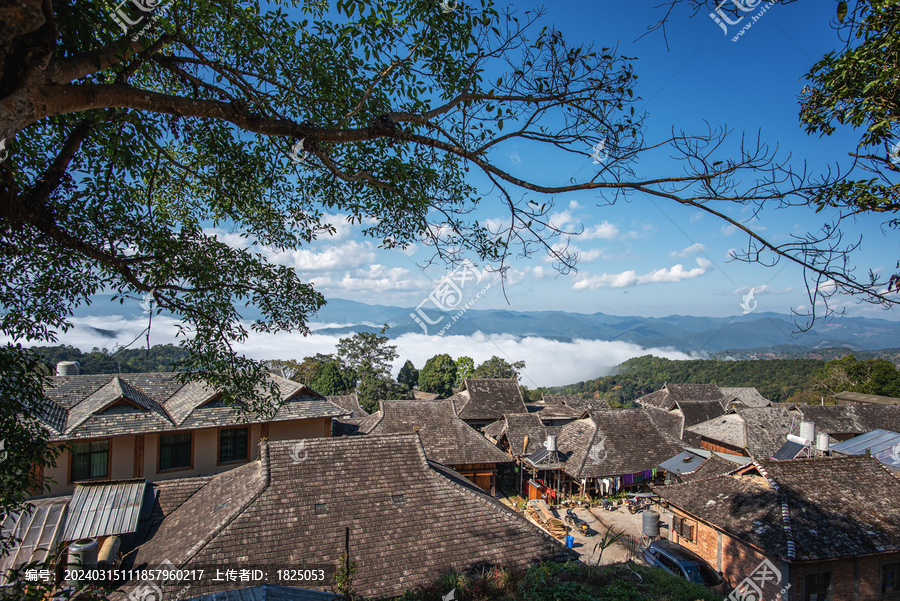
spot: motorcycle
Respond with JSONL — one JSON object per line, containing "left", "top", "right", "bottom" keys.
{"left": 564, "top": 509, "right": 591, "bottom": 535}
{"left": 625, "top": 492, "right": 660, "bottom": 514}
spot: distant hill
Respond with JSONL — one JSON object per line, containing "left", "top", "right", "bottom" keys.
{"left": 541, "top": 355, "right": 828, "bottom": 403}
{"left": 312, "top": 298, "right": 900, "bottom": 353}
{"left": 31, "top": 344, "right": 189, "bottom": 374}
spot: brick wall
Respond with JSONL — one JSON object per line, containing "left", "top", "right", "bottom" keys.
{"left": 663, "top": 505, "right": 900, "bottom": 600}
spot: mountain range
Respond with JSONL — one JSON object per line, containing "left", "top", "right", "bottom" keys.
{"left": 310, "top": 299, "right": 900, "bottom": 354}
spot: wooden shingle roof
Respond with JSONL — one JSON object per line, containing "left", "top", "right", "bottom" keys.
{"left": 124, "top": 435, "right": 573, "bottom": 599}
{"left": 657, "top": 456, "right": 900, "bottom": 561}
{"left": 326, "top": 393, "right": 367, "bottom": 417}
{"left": 453, "top": 379, "right": 528, "bottom": 421}
{"left": 559, "top": 409, "right": 683, "bottom": 479}
{"left": 358, "top": 400, "right": 512, "bottom": 466}
{"left": 719, "top": 387, "right": 771, "bottom": 408}
{"left": 40, "top": 373, "right": 344, "bottom": 440}
{"left": 789, "top": 403, "right": 900, "bottom": 436}
{"left": 637, "top": 383, "right": 725, "bottom": 410}
{"left": 483, "top": 413, "right": 551, "bottom": 456}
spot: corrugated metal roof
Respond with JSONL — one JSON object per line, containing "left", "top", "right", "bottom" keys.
{"left": 658, "top": 450, "right": 706, "bottom": 475}
{"left": 63, "top": 479, "right": 147, "bottom": 541}
{"left": 0, "top": 497, "right": 69, "bottom": 585}
{"left": 829, "top": 429, "right": 900, "bottom": 470}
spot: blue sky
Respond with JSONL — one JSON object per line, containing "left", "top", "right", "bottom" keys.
{"left": 254, "top": 0, "right": 895, "bottom": 321}
{"left": 26, "top": 0, "right": 899, "bottom": 385}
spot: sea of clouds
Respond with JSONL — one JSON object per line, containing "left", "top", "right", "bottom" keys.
{"left": 6, "top": 315, "right": 701, "bottom": 387}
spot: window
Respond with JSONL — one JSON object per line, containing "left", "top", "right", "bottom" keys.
{"left": 673, "top": 515, "right": 696, "bottom": 542}
{"left": 804, "top": 572, "right": 831, "bottom": 601}
{"left": 159, "top": 432, "right": 192, "bottom": 471}
{"left": 71, "top": 440, "right": 109, "bottom": 481}
{"left": 884, "top": 562, "right": 900, "bottom": 595}
{"left": 218, "top": 427, "right": 249, "bottom": 464}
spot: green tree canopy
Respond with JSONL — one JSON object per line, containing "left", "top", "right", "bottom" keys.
{"left": 473, "top": 356, "right": 525, "bottom": 381}
{"left": 397, "top": 359, "right": 419, "bottom": 391}
{"left": 310, "top": 360, "right": 349, "bottom": 396}
{"left": 419, "top": 353, "right": 458, "bottom": 398}
{"left": 454, "top": 356, "right": 475, "bottom": 388}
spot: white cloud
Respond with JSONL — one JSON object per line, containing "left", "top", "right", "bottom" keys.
{"left": 572, "top": 258, "right": 713, "bottom": 290}
{"left": 266, "top": 240, "right": 377, "bottom": 272}
{"left": 311, "top": 264, "right": 422, "bottom": 294}
{"left": 581, "top": 221, "right": 619, "bottom": 240}
{"left": 732, "top": 285, "right": 795, "bottom": 295}
{"left": 509, "top": 151, "right": 522, "bottom": 164}
{"left": 548, "top": 210, "right": 576, "bottom": 231}
{"left": 206, "top": 227, "right": 376, "bottom": 272}
{"left": 721, "top": 224, "right": 738, "bottom": 237}
{"left": 569, "top": 200, "right": 583, "bottom": 210}
{"left": 669, "top": 243, "right": 705, "bottom": 258}
{"left": 17, "top": 317, "right": 697, "bottom": 387}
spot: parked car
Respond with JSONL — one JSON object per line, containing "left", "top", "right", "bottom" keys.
{"left": 642, "top": 539, "right": 727, "bottom": 593}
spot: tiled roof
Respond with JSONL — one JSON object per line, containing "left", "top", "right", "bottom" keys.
{"left": 541, "top": 394, "right": 610, "bottom": 413}
{"left": 358, "top": 400, "right": 511, "bottom": 466}
{"left": 453, "top": 379, "right": 528, "bottom": 421}
{"left": 331, "top": 417, "right": 364, "bottom": 437}
{"left": 657, "top": 456, "right": 900, "bottom": 561}
{"left": 833, "top": 391, "right": 900, "bottom": 405}
{"left": 719, "top": 387, "right": 771, "bottom": 408}
{"left": 529, "top": 403, "right": 584, "bottom": 421}
{"left": 687, "top": 412, "right": 746, "bottom": 449}
{"left": 735, "top": 406, "right": 795, "bottom": 459}
{"left": 637, "top": 383, "right": 725, "bottom": 410}
{"left": 39, "top": 373, "right": 344, "bottom": 441}
{"left": 676, "top": 400, "right": 726, "bottom": 429}
{"left": 483, "top": 413, "right": 550, "bottom": 456}
{"left": 679, "top": 454, "right": 745, "bottom": 483}
{"left": 559, "top": 409, "right": 683, "bottom": 479}
{"left": 325, "top": 393, "right": 366, "bottom": 417}
{"left": 687, "top": 406, "right": 795, "bottom": 460}
{"left": 789, "top": 403, "right": 900, "bottom": 436}
{"left": 123, "top": 435, "right": 573, "bottom": 599}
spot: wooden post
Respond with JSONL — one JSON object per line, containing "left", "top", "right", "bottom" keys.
{"left": 134, "top": 435, "right": 144, "bottom": 478}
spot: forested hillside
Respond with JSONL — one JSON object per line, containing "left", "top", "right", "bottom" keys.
{"left": 544, "top": 355, "right": 825, "bottom": 404}
{"left": 31, "top": 345, "right": 190, "bottom": 375}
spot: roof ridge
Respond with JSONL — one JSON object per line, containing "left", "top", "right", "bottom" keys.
{"left": 752, "top": 460, "right": 795, "bottom": 559}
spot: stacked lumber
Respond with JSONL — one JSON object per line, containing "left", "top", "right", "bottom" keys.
{"left": 526, "top": 500, "right": 567, "bottom": 539}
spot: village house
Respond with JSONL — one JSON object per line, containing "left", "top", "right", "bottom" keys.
{"left": 686, "top": 405, "right": 796, "bottom": 459}
{"left": 355, "top": 399, "right": 512, "bottom": 493}
{"left": 636, "top": 383, "right": 730, "bottom": 446}
{"left": 523, "top": 408, "right": 683, "bottom": 500}
{"left": 656, "top": 449, "right": 749, "bottom": 484}
{"left": 530, "top": 394, "right": 610, "bottom": 426}
{"left": 327, "top": 393, "right": 369, "bottom": 436}
{"left": 833, "top": 391, "right": 900, "bottom": 406}
{"left": 447, "top": 378, "right": 529, "bottom": 428}
{"left": 654, "top": 455, "right": 900, "bottom": 600}
{"left": 788, "top": 402, "right": 900, "bottom": 444}
{"left": 34, "top": 368, "right": 345, "bottom": 495}
{"left": 116, "top": 435, "right": 575, "bottom": 599}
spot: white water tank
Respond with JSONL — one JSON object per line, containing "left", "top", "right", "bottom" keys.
{"left": 56, "top": 361, "right": 80, "bottom": 376}
{"left": 546, "top": 435, "right": 557, "bottom": 452}
{"left": 799, "top": 420, "right": 816, "bottom": 442}
{"left": 816, "top": 432, "right": 831, "bottom": 452}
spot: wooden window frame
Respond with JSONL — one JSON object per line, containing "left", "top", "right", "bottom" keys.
{"left": 68, "top": 438, "right": 112, "bottom": 485}
{"left": 803, "top": 570, "right": 832, "bottom": 601}
{"left": 882, "top": 561, "right": 900, "bottom": 597}
{"left": 672, "top": 515, "right": 696, "bottom": 543}
{"left": 217, "top": 426, "right": 251, "bottom": 466}
{"left": 157, "top": 431, "right": 194, "bottom": 473}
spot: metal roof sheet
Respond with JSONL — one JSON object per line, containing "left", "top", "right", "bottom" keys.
{"left": 0, "top": 497, "right": 69, "bottom": 585}
{"left": 658, "top": 450, "right": 706, "bottom": 475}
{"left": 829, "top": 429, "right": 900, "bottom": 469}
{"left": 63, "top": 479, "right": 147, "bottom": 541}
